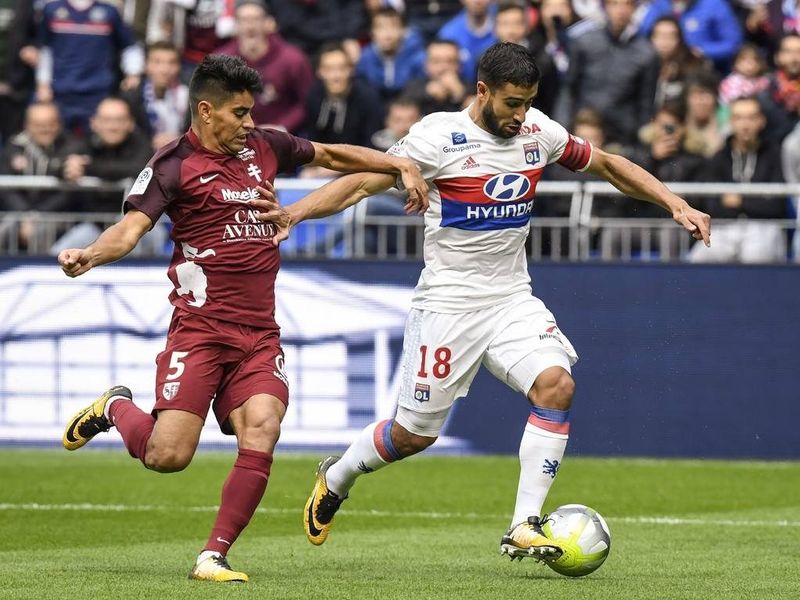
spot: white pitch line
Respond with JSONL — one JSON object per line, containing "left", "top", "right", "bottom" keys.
{"left": 0, "top": 503, "right": 798, "bottom": 528}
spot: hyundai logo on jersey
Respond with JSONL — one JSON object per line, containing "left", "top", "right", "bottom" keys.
{"left": 451, "top": 132, "right": 467, "bottom": 145}
{"left": 483, "top": 173, "right": 532, "bottom": 202}
{"left": 437, "top": 170, "right": 538, "bottom": 231}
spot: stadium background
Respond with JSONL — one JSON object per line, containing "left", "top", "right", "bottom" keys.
{"left": 1, "top": 3, "right": 799, "bottom": 598}
{"left": 1, "top": 258, "right": 797, "bottom": 459}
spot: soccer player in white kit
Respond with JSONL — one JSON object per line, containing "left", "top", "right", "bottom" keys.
{"left": 250, "top": 42, "right": 711, "bottom": 563}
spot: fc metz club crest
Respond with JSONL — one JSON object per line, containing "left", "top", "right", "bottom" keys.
{"left": 524, "top": 142, "right": 540, "bottom": 165}
{"left": 237, "top": 147, "right": 256, "bottom": 161}
{"left": 162, "top": 382, "right": 180, "bottom": 401}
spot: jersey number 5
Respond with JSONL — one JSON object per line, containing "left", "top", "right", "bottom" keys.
{"left": 166, "top": 351, "right": 189, "bottom": 380}
{"left": 417, "top": 345, "right": 452, "bottom": 379}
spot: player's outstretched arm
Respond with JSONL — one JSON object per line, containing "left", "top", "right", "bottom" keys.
{"left": 309, "top": 141, "right": 428, "bottom": 209}
{"left": 585, "top": 147, "right": 711, "bottom": 246}
{"left": 249, "top": 173, "right": 396, "bottom": 245}
{"left": 57, "top": 210, "right": 153, "bottom": 278}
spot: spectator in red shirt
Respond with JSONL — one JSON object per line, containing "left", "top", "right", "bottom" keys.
{"left": 219, "top": 0, "right": 313, "bottom": 133}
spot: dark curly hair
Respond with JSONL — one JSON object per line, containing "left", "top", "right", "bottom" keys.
{"left": 477, "top": 42, "right": 541, "bottom": 91}
{"left": 188, "top": 54, "right": 263, "bottom": 118}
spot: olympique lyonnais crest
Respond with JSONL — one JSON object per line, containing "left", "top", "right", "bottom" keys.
{"left": 524, "top": 142, "right": 540, "bottom": 165}
{"left": 162, "top": 382, "right": 180, "bottom": 401}
{"left": 414, "top": 383, "right": 430, "bottom": 402}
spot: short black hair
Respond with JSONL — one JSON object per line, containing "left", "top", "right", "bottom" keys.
{"left": 658, "top": 99, "right": 687, "bottom": 123}
{"left": 426, "top": 38, "right": 459, "bottom": 52}
{"left": 477, "top": 42, "right": 540, "bottom": 90}
{"left": 314, "top": 42, "right": 351, "bottom": 69}
{"left": 497, "top": 0, "right": 527, "bottom": 16}
{"left": 188, "top": 54, "right": 263, "bottom": 118}
{"left": 390, "top": 95, "right": 421, "bottom": 113}
{"left": 146, "top": 40, "right": 179, "bottom": 59}
{"left": 371, "top": 6, "right": 406, "bottom": 26}
{"left": 235, "top": 0, "right": 269, "bottom": 13}
{"left": 685, "top": 70, "right": 719, "bottom": 96}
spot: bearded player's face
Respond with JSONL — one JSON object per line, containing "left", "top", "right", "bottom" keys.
{"left": 208, "top": 91, "right": 256, "bottom": 154}
{"left": 478, "top": 82, "right": 538, "bottom": 138}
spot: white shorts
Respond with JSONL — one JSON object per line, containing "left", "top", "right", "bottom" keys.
{"left": 394, "top": 293, "right": 578, "bottom": 436}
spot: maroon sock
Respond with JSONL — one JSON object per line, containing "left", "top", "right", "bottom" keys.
{"left": 109, "top": 400, "right": 155, "bottom": 464}
{"left": 205, "top": 448, "right": 273, "bottom": 556}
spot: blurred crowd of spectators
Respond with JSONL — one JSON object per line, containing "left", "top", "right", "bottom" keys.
{"left": 1, "top": 0, "right": 799, "bottom": 261}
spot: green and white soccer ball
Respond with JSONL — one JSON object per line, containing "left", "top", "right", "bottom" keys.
{"left": 541, "top": 504, "right": 611, "bottom": 577}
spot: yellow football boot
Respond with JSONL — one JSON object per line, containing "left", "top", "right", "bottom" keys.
{"left": 500, "top": 516, "right": 564, "bottom": 562}
{"left": 62, "top": 385, "right": 131, "bottom": 451}
{"left": 304, "top": 456, "right": 347, "bottom": 545}
{"left": 189, "top": 554, "right": 248, "bottom": 583}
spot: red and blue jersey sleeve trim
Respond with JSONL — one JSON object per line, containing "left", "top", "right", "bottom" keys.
{"left": 557, "top": 135, "right": 593, "bottom": 172}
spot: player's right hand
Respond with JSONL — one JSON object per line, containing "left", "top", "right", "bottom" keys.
{"left": 249, "top": 185, "right": 292, "bottom": 246}
{"left": 58, "top": 249, "right": 93, "bottom": 278}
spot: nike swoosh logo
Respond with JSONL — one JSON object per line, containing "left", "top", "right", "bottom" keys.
{"left": 199, "top": 174, "right": 220, "bottom": 184}
{"left": 64, "top": 413, "right": 84, "bottom": 443}
{"left": 306, "top": 497, "right": 323, "bottom": 538}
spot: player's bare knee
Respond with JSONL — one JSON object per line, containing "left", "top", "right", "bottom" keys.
{"left": 531, "top": 369, "right": 575, "bottom": 411}
{"left": 144, "top": 446, "right": 192, "bottom": 473}
{"left": 237, "top": 414, "right": 281, "bottom": 453}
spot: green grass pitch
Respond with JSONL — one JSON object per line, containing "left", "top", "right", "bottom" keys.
{"left": 1, "top": 449, "right": 798, "bottom": 600}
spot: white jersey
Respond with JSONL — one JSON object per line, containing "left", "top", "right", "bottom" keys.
{"left": 389, "top": 107, "right": 593, "bottom": 313}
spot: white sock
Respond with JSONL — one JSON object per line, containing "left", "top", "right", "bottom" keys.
{"left": 196, "top": 550, "right": 222, "bottom": 564}
{"left": 326, "top": 419, "right": 400, "bottom": 496}
{"left": 511, "top": 422, "right": 568, "bottom": 527}
{"left": 103, "top": 394, "right": 129, "bottom": 421}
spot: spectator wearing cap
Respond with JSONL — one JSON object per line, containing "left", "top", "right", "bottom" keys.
{"left": 218, "top": 0, "right": 313, "bottom": 134}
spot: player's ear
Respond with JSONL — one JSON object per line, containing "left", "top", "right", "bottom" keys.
{"left": 476, "top": 81, "right": 490, "bottom": 101}
{"left": 197, "top": 100, "right": 213, "bottom": 124}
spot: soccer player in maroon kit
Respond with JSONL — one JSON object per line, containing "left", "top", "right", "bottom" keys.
{"left": 58, "top": 54, "right": 427, "bottom": 583}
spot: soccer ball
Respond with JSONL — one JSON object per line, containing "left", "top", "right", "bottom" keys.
{"left": 541, "top": 504, "right": 611, "bottom": 577}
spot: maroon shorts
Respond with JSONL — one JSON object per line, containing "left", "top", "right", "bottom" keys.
{"left": 153, "top": 309, "right": 288, "bottom": 435}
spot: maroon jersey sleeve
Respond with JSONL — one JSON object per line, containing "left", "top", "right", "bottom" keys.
{"left": 124, "top": 139, "right": 184, "bottom": 225}
{"left": 256, "top": 128, "right": 315, "bottom": 173}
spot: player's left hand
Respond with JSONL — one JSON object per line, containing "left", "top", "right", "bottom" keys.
{"left": 249, "top": 184, "right": 292, "bottom": 245}
{"left": 399, "top": 162, "right": 429, "bottom": 214}
{"left": 673, "top": 203, "right": 711, "bottom": 247}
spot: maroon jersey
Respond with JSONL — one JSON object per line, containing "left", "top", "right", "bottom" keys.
{"left": 125, "top": 128, "right": 314, "bottom": 328}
